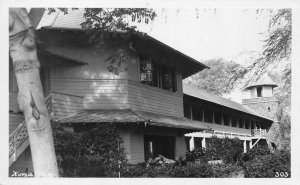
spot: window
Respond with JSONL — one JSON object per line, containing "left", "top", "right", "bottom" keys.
{"left": 192, "top": 106, "right": 203, "bottom": 121}
{"left": 204, "top": 108, "right": 213, "bottom": 123}
{"left": 250, "top": 121, "right": 255, "bottom": 129}
{"left": 231, "top": 116, "right": 238, "bottom": 127}
{"left": 140, "top": 56, "right": 177, "bottom": 92}
{"left": 257, "top": 87, "right": 262, "bottom": 97}
{"left": 214, "top": 111, "right": 222, "bottom": 124}
{"left": 223, "top": 114, "right": 230, "bottom": 126}
{"left": 239, "top": 118, "right": 244, "bottom": 128}
{"left": 184, "top": 103, "right": 191, "bottom": 119}
{"left": 245, "top": 120, "right": 250, "bottom": 129}
{"left": 144, "top": 135, "right": 175, "bottom": 161}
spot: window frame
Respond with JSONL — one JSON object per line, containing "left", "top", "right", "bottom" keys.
{"left": 140, "top": 56, "right": 177, "bottom": 92}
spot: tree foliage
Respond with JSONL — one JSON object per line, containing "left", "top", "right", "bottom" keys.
{"left": 245, "top": 9, "right": 291, "bottom": 84}
{"left": 184, "top": 58, "right": 245, "bottom": 95}
{"left": 46, "top": 8, "right": 156, "bottom": 76}
{"left": 52, "top": 123, "right": 127, "bottom": 177}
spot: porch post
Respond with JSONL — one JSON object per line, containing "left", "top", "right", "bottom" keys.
{"left": 229, "top": 115, "right": 232, "bottom": 127}
{"left": 243, "top": 140, "right": 247, "bottom": 153}
{"left": 202, "top": 137, "right": 206, "bottom": 149}
{"left": 189, "top": 137, "right": 195, "bottom": 151}
{"left": 249, "top": 139, "right": 253, "bottom": 149}
{"left": 212, "top": 111, "right": 215, "bottom": 124}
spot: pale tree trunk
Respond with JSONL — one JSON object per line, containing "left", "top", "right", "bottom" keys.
{"left": 9, "top": 8, "right": 59, "bottom": 177}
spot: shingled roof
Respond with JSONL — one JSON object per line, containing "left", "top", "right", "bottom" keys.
{"left": 183, "top": 83, "right": 273, "bottom": 121}
{"left": 58, "top": 109, "right": 207, "bottom": 131}
{"left": 37, "top": 9, "right": 208, "bottom": 79}
{"left": 244, "top": 73, "right": 278, "bottom": 90}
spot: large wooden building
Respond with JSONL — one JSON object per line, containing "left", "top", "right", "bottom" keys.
{"left": 8, "top": 10, "right": 275, "bottom": 175}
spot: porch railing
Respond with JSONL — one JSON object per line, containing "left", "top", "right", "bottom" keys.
{"left": 251, "top": 128, "right": 267, "bottom": 138}
{"left": 9, "top": 93, "right": 53, "bottom": 159}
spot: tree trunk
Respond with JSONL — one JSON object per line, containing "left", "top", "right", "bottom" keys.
{"left": 9, "top": 8, "right": 59, "bottom": 177}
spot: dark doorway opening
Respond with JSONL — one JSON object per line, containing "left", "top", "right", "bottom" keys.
{"left": 144, "top": 135, "right": 175, "bottom": 161}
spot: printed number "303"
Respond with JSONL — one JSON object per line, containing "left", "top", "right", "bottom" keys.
{"left": 275, "top": 172, "right": 289, "bottom": 177}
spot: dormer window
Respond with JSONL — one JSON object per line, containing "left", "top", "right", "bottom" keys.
{"left": 140, "top": 56, "right": 177, "bottom": 92}
{"left": 257, "top": 87, "right": 262, "bottom": 97}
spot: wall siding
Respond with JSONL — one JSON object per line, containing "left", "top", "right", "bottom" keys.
{"left": 175, "top": 136, "right": 187, "bottom": 160}
{"left": 9, "top": 113, "right": 24, "bottom": 134}
{"left": 51, "top": 92, "right": 84, "bottom": 120}
{"left": 119, "top": 126, "right": 188, "bottom": 163}
{"left": 128, "top": 81, "right": 184, "bottom": 117}
{"left": 51, "top": 79, "right": 129, "bottom": 110}
{"left": 9, "top": 92, "right": 20, "bottom": 113}
{"left": 129, "top": 132, "right": 145, "bottom": 163}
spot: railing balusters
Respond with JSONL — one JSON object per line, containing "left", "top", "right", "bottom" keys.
{"left": 9, "top": 94, "right": 53, "bottom": 158}
{"left": 251, "top": 128, "right": 267, "bottom": 137}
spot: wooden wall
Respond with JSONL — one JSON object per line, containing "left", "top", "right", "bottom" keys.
{"left": 9, "top": 92, "right": 20, "bottom": 113}
{"left": 9, "top": 113, "right": 24, "bottom": 134}
{"left": 127, "top": 81, "right": 183, "bottom": 117}
{"left": 47, "top": 45, "right": 184, "bottom": 117}
{"left": 51, "top": 79, "right": 129, "bottom": 110}
{"left": 126, "top": 54, "right": 184, "bottom": 117}
{"left": 119, "top": 125, "right": 188, "bottom": 163}
{"left": 175, "top": 136, "right": 187, "bottom": 160}
{"left": 51, "top": 92, "right": 84, "bottom": 120}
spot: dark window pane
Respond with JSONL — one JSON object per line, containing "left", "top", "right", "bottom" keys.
{"left": 257, "top": 87, "right": 262, "bottom": 97}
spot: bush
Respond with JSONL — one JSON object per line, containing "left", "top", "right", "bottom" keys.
{"left": 186, "top": 136, "right": 244, "bottom": 165}
{"left": 52, "top": 123, "right": 127, "bottom": 177}
{"left": 241, "top": 145, "right": 270, "bottom": 163}
{"left": 186, "top": 148, "right": 208, "bottom": 163}
{"left": 122, "top": 163, "right": 242, "bottom": 178}
{"left": 211, "top": 164, "right": 243, "bottom": 178}
{"left": 244, "top": 150, "right": 291, "bottom": 178}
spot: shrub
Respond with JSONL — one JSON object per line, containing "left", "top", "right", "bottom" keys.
{"left": 52, "top": 123, "right": 127, "bottom": 177}
{"left": 122, "top": 163, "right": 214, "bottom": 177}
{"left": 241, "top": 145, "right": 270, "bottom": 163}
{"left": 211, "top": 164, "right": 243, "bottom": 178}
{"left": 186, "top": 148, "right": 208, "bottom": 163}
{"left": 122, "top": 163, "right": 243, "bottom": 178}
{"left": 244, "top": 150, "right": 291, "bottom": 178}
{"left": 187, "top": 136, "right": 244, "bottom": 165}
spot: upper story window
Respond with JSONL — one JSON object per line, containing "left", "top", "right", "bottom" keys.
{"left": 257, "top": 86, "right": 262, "bottom": 97}
{"left": 140, "top": 57, "right": 177, "bottom": 92}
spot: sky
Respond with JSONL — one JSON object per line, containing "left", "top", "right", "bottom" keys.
{"left": 133, "top": 8, "right": 273, "bottom": 103}
{"left": 135, "top": 8, "right": 272, "bottom": 64}
{"left": 37, "top": 8, "right": 275, "bottom": 103}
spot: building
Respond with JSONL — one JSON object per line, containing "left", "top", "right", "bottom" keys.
{"left": 9, "top": 10, "right": 208, "bottom": 174}
{"left": 9, "top": 9, "right": 275, "bottom": 175}
{"left": 183, "top": 83, "right": 274, "bottom": 153}
{"left": 242, "top": 73, "right": 279, "bottom": 121}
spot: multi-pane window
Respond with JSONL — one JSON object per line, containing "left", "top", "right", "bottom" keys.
{"left": 140, "top": 56, "right": 177, "bottom": 92}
